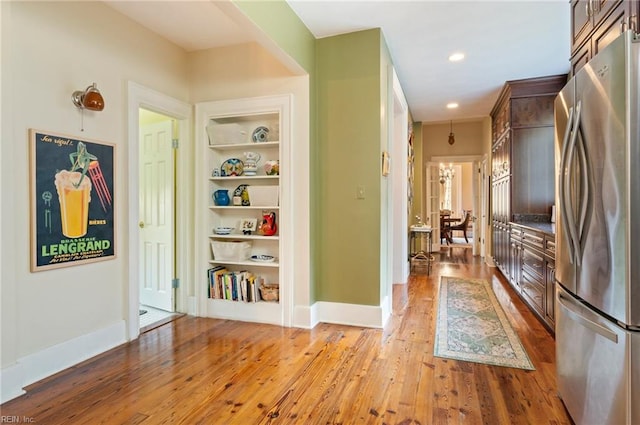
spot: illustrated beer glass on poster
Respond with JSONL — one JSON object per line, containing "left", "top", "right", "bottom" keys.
{"left": 30, "top": 129, "right": 115, "bottom": 271}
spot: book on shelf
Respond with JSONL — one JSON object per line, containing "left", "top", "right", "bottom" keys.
{"left": 207, "top": 268, "right": 266, "bottom": 303}
{"left": 208, "top": 266, "right": 227, "bottom": 299}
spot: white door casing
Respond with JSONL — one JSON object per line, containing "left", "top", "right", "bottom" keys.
{"left": 426, "top": 161, "right": 441, "bottom": 251}
{"left": 127, "top": 81, "right": 192, "bottom": 341}
{"left": 139, "top": 120, "right": 174, "bottom": 312}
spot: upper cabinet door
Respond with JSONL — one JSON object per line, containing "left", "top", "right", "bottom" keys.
{"left": 572, "top": 0, "right": 594, "bottom": 52}
{"left": 572, "top": 0, "right": 624, "bottom": 53}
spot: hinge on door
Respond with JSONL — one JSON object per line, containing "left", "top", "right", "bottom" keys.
{"left": 172, "top": 278, "right": 179, "bottom": 288}
{"left": 172, "top": 138, "right": 179, "bottom": 149}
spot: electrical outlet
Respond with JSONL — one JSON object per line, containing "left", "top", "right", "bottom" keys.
{"left": 356, "top": 185, "right": 365, "bottom": 199}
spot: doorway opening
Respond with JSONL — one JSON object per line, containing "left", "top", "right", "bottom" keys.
{"left": 138, "top": 108, "right": 178, "bottom": 331}
{"left": 429, "top": 155, "right": 485, "bottom": 256}
{"left": 127, "top": 82, "right": 192, "bottom": 340}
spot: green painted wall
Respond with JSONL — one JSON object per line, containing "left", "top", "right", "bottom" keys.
{"left": 316, "top": 29, "right": 383, "bottom": 305}
{"left": 411, "top": 123, "right": 424, "bottom": 224}
{"left": 233, "top": 4, "right": 392, "bottom": 307}
{"left": 232, "top": 1, "right": 315, "bottom": 73}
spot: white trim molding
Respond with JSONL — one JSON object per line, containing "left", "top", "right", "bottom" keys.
{"left": 0, "top": 321, "right": 126, "bottom": 404}
{"left": 312, "top": 301, "right": 386, "bottom": 329}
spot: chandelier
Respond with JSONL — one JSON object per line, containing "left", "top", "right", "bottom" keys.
{"left": 439, "top": 163, "right": 455, "bottom": 184}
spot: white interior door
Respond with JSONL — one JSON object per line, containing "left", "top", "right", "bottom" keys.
{"left": 426, "top": 161, "right": 441, "bottom": 251}
{"left": 139, "top": 120, "right": 174, "bottom": 312}
{"left": 472, "top": 160, "right": 481, "bottom": 255}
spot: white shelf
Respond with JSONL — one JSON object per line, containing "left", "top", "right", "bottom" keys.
{"left": 209, "top": 141, "right": 280, "bottom": 150}
{"left": 209, "top": 205, "right": 279, "bottom": 210}
{"left": 196, "top": 94, "right": 292, "bottom": 327}
{"left": 209, "top": 259, "right": 279, "bottom": 268}
{"left": 209, "top": 175, "right": 279, "bottom": 182}
{"left": 209, "top": 234, "right": 280, "bottom": 241}
{"left": 205, "top": 298, "right": 282, "bottom": 325}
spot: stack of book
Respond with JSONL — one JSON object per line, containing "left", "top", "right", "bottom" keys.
{"left": 207, "top": 267, "right": 267, "bottom": 302}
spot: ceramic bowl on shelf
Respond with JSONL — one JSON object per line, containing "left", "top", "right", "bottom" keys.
{"left": 251, "top": 126, "right": 270, "bottom": 143}
{"left": 214, "top": 227, "right": 234, "bottom": 235}
{"left": 250, "top": 254, "right": 275, "bottom": 263}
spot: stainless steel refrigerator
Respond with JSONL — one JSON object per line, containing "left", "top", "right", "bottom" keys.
{"left": 554, "top": 30, "right": 639, "bottom": 425}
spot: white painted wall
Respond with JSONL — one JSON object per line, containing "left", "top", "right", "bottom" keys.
{"left": 1, "top": 2, "right": 312, "bottom": 402}
{"left": 0, "top": 1, "right": 189, "bottom": 402}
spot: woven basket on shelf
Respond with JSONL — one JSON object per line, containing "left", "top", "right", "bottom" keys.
{"left": 259, "top": 284, "right": 279, "bottom": 302}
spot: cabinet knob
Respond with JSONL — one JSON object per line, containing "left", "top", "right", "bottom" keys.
{"left": 139, "top": 221, "right": 145, "bottom": 228}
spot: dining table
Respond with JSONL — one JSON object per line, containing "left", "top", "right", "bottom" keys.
{"left": 440, "top": 213, "right": 462, "bottom": 245}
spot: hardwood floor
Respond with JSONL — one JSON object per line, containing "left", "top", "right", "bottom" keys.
{"left": 1, "top": 248, "right": 572, "bottom": 424}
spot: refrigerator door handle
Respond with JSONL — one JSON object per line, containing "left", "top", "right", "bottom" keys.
{"left": 559, "top": 106, "right": 576, "bottom": 264}
{"left": 558, "top": 292, "right": 619, "bottom": 343}
{"left": 576, "top": 129, "right": 590, "bottom": 248}
{"left": 565, "top": 101, "right": 582, "bottom": 266}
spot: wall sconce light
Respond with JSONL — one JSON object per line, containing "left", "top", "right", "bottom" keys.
{"left": 448, "top": 120, "right": 455, "bottom": 145}
{"left": 72, "top": 83, "right": 104, "bottom": 131}
{"left": 72, "top": 83, "right": 104, "bottom": 111}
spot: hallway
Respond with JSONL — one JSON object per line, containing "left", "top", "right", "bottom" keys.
{"left": 1, "top": 250, "right": 570, "bottom": 424}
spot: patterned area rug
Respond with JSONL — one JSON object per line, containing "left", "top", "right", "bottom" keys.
{"left": 434, "top": 276, "right": 535, "bottom": 370}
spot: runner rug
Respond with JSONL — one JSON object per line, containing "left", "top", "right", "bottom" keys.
{"left": 434, "top": 276, "right": 535, "bottom": 370}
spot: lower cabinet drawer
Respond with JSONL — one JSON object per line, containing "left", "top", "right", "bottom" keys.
{"left": 523, "top": 248, "right": 544, "bottom": 279}
{"left": 521, "top": 271, "right": 544, "bottom": 314}
{"left": 522, "top": 230, "right": 544, "bottom": 250}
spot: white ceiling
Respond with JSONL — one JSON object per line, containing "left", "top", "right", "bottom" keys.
{"left": 105, "top": 1, "right": 571, "bottom": 124}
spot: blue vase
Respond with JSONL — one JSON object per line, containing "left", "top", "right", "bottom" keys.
{"left": 213, "top": 189, "right": 230, "bottom": 206}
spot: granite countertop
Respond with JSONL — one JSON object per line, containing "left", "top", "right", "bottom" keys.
{"left": 511, "top": 221, "right": 556, "bottom": 236}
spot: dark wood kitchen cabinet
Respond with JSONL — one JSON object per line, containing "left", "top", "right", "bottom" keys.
{"left": 570, "top": 0, "right": 640, "bottom": 74}
{"left": 490, "top": 75, "right": 565, "bottom": 333}
{"left": 508, "top": 223, "right": 557, "bottom": 332}
{"left": 543, "top": 235, "right": 556, "bottom": 328}
{"left": 490, "top": 75, "right": 565, "bottom": 273}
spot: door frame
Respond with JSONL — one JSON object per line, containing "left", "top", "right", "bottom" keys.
{"left": 430, "top": 154, "right": 485, "bottom": 256}
{"left": 126, "top": 82, "right": 192, "bottom": 340}
{"left": 390, "top": 68, "right": 409, "bottom": 286}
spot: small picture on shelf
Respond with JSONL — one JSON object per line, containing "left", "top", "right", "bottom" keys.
{"left": 240, "top": 218, "right": 257, "bottom": 235}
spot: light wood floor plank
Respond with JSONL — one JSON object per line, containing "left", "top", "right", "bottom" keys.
{"left": 1, "top": 248, "right": 572, "bottom": 424}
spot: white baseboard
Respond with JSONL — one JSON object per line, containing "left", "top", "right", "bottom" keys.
{"left": 0, "top": 362, "right": 25, "bottom": 404}
{"left": 313, "top": 301, "right": 385, "bottom": 329}
{"left": 293, "top": 304, "right": 315, "bottom": 329}
{"left": 0, "top": 320, "right": 126, "bottom": 404}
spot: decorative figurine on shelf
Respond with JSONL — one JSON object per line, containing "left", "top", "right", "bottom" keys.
{"left": 264, "top": 160, "right": 279, "bottom": 175}
{"left": 241, "top": 218, "right": 257, "bottom": 235}
{"left": 260, "top": 211, "right": 277, "bottom": 236}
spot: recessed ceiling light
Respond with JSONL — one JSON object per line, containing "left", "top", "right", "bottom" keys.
{"left": 449, "top": 52, "right": 465, "bottom": 62}
{"left": 447, "top": 103, "right": 459, "bottom": 109}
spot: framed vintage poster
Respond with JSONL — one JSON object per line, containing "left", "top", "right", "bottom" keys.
{"left": 30, "top": 129, "right": 115, "bottom": 271}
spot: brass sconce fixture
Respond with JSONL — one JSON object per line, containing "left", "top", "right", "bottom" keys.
{"left": 72, "top": 83, "right": 105, "bottom": 111}
{"left": 448, "top": 120, "right": 455, "bottom": 145}
{"left": 72, "top": 83, "right": 104, "bottom": 131}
